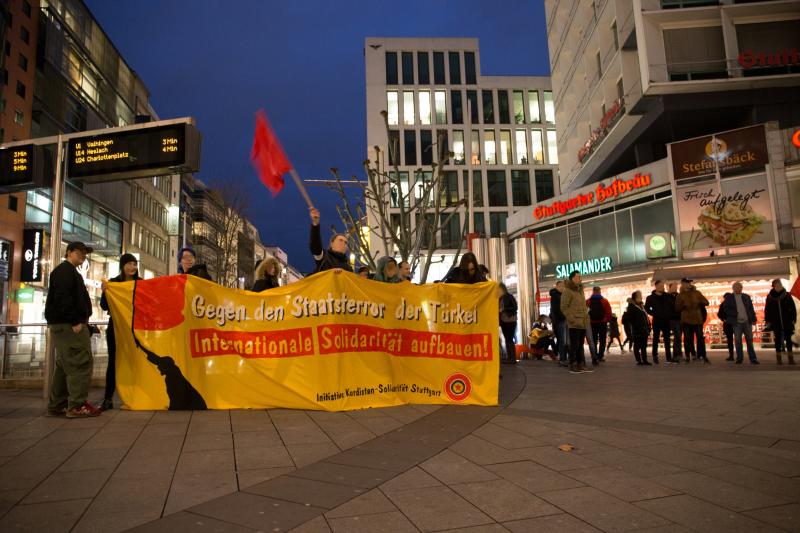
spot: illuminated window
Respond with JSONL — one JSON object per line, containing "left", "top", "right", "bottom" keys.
{"left": 544, "top": 91, "right": 555, "bottom": 124}
{"left": 515, "top": 130, "right": 528, "bottom": 164}
{"left": 546, "top": 130, "right": 558, "bottom": 164}
{"left": 513, "top": 91, "right": 525, "bottom": 124}
{"left": 531, "top": 130, "right": 544, "bottom": 164}
{"left": 403, "top": 91, "right": 415, "bottom": 125}
{"left": 484, "top": 131, "right": 497, "bottom": 165}
{"left": 499, "top": 130, "right": 512, "bottom": 165}
{"left": 470, "top": 130, "right": 481, "bottom": 164}
{"left": 386, "top": 91, "right": 399, "bottom": 125}
{"left": 453, "top": 131, "right": 465, "bottom": 165}
{"left": 528, "top": 91, "right": 540, "bottom": 123}
{"left": 419, "top": 91, "right": 431, "bottom": 125}
{"left": 389, "top": 171, "right": 409, "bottom": 208}
{"left": 434, "top": 91, "right": 447, "bottom": 124}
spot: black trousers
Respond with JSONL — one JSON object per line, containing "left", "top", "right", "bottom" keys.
{"left": 651, "top": 319, "right": 671, "bottom": 362}
{"left": 682, "top": 323, "right": 707, "bottom": 360}
{"left": 591, "top": 323, "right": 608, "bottom": 359}
{"left": 501, "top": 322, "right": 517, "bottom": 362}
{"left": 104, "top": 321, "right": 116, "bottom": 401}
{"left": 633, "top": 335, "right": 649, "bottom": 363}
{"left": 568, "top": 328, "right": 587, "bottom": 366}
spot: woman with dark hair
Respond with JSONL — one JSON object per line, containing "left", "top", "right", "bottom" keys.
{"left": 498, "top": 283, "right": 518, "bottom": 364}
{"left": 443, "top": 252, "right": 486, "bottom": 284}
{"left": 178, "top": 246, "right": 212, "bottom": 281}
{"left": 251, "top": 257, "right": 282, "bottom": 292}
{"left": 373, "top": 257, "right": 401, "bottom": 283}
{"left": 98, "top": 253, "right": 141, "bottom": 411}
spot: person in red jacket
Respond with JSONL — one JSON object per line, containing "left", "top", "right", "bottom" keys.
{"left": 586, "top": 286, "right": 613, "bottom": 362}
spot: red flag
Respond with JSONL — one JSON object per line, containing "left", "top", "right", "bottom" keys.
{"left": 251, "top": 110, "right": 291, "bottom": 196}
{"left": 790, "top": 277, "right": 800, "bottom": 300}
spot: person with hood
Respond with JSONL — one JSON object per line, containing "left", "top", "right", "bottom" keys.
{"left": 550, "top": 280, "right": 568, "bottom": 365}
{"left": 98, "top": 253, "right": 141, "bottom": 411}
{"left": 251, "top": 257, "right": 282, "bottom": 292}
{"left": 374, "top": 256, "right": 402, "bottom": 283}
{"left": 668, "top": 282, "right": 684, "bottom": 362}
{"left": 560, "top": 271, "right": 594, "bottom": 374}
{"left": 608, "top": 313, "right": 624, "bottom": 353}
{"left": 443, "top": 253, "right": 486, "bottom": 284}
{"left": 719, "top": 282, "right": 759, "bottom": 364}
{"left": 765, "top": 279, "right": 796, "bottom": 365}
{"left": 644, "top": 280, "right": 673, "bottom": 364}
{"left": 627, "top": 290, "right": 652, "bottom": 365}
{"left": 675, "top": 278, "right": 710, "bottom": 363}
{"left": 586, "top": 286, "right": 612, "bottom": 363}
{"left": 498, "top": 283, "right": 518, "bottom": 364}
{"left": 309, "top": 207, "right": 353, "bottom": 273}
{"left": 178, "top": 246, "right": 213, "bottom": 281}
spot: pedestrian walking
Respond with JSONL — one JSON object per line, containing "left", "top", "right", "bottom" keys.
{"left": 550, "top": 281, "right": 568, "bottom": 366}
{"left": 668, "top": 282, "right": 684, "bottom": 362}
{"left": 98, "top": 253, "right": 140, "bottom": 411}
{"left": 45, "top": 242, "right": 101, "bottom": 418}
{"left": 644, "top": 280, "right": 673, "bottom": 364}
{"left": 621, "top": 303, "right": 634, "bottom": 352}
{"left": 251, "top": 257, "right": 282, "bottom": 291}
{"left": 560, "top": 271, "right": 594, "bottom": 374}
{"left": 765, "top": 279, "right": 796, "bottom": 365}
{"left": 675, "top": 278, "right": 710, "bottom": 363}
{"left": 309, "top": 207, "right": 353, "bottom": 273}
{"left": 498, "top": 283, "right": 518, "bottom": 364}
{"left": 586, "top": 287, "right": 612, "bottom": 363}
{"left": 608, "top": 314, "right": 624, "bottom": 353}
{"left": 627, "top": 291, "right": 652, "bottom": 365}
{"left": 719, "top": 282, "right": 759, "bottom": 364}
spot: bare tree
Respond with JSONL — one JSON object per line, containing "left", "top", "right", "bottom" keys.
{"left": 204, "top": 183, "right": 250, "bottom": 288}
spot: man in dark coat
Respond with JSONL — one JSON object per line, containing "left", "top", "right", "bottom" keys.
{"left": 765, "top": 279, "right": 796, "bottom": 365}
{"left": 550, "top": 281, "right": 568, "bottom": 365}
{"left": 644, "top": 280, "right": 674, "bottom": 364}
{"left": 309, "top": 208, "right": 353, "bottom": 273}
{"left": 719, "top": 281, "right": 759, "bottom": 364}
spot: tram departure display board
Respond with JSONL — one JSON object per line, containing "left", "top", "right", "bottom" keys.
{"left": 0, "top": 144, "right": 49, "bottom": 192}
{"left": 67, "top": 123, "right": 201, "bottom": 181}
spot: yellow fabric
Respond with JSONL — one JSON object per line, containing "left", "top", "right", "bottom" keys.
{"left": 106, "top": 271, "right": 499, "bottom": 411}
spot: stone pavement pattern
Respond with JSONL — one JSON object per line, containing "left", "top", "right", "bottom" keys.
{"left": 0, "top": 350, "right": 798, "bottom": 532}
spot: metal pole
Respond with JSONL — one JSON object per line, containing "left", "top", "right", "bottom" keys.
{"left": 43, "top": 134, "right": 65, "bottom": 399}
{"left": 467, "top": 99, "right": 474, "bottom": 234}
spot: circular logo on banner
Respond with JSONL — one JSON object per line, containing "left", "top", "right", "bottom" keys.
{"left": 705, "top": 138, "right": 728, "bottom": 160}
{"left": 444, "top": 373, "right": 472, "bottom": 402}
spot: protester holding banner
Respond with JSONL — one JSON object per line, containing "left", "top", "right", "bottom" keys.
{"left": 374, "top": 257, "right": 401, "bottom": 283}
{"left": 765, "top": 279, "right": 796, "bottom": 365}
{"left": 309, "top": 207, "right": 352, "bottom": 273}
{"left": 178, "top": 246, "right": 213, "bottom": 281}
{"left": 251, "top": 257, "right": 282, "bottom": 291}
{"left": 498, "top": 283, "right": 518, "bottom": 364}
{"left": 399, "top": 261, "right": 412, "bottom": 281}
{"left": 443, "top": 253, "right": 486, "bottom": 284}
{"left": 99, "top": 253, "right": 140, "bottom": 411}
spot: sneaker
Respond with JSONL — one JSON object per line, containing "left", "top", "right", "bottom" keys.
{"left": 99, "top": 398, "right": 113, "bottom": 411}
{"left": 569, "top": 365, "right": 581, "bottom": 374}
{"left": 66, "top": 402, "right": 101, "bottom": 418}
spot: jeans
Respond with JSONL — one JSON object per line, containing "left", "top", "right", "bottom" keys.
{"left": 682, "top": 323, "right": 706, "bottom": 360}
{"left": 774, "top": 328, "right": 794, "bottom": 353}
{"left": 501, "top": 322, "right": 517, "bottom": 362}
{"left": 568, "top": 328, "right": 587, "bottom": 366}
{"left": 732, "top": 322, "right": 758, "bottom": 362}
{"left": 651, "top": 319, "right": 671, "bottom": 363}
{"left": 670, "top": 320, "right": 683, "bottom": 359}
{"left": 586, "top": 322, "right": 598, "bottom": 361}
{"left": 554, "top": 320, "right": 568, "bottom": 362}
{"left": 591, "top": 322, "right": 608, "bottom": 359}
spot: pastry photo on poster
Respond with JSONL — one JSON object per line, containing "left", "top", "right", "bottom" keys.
{"left": 676, "top": 173, "right": 775, "bottom": 252}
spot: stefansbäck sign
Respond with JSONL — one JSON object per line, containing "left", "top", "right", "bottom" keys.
{"left": 105, "top": 271, "right": 499, "bottom": 411}
{"left": 534, "top": 173, "right": 652, "bottom": 221}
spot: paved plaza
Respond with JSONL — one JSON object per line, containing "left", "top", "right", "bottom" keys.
{"left": 0, "top": 350, "right": 798, "bottom": 532}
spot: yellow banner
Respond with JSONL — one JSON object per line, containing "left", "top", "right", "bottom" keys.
{"left": 106, "top": 271, "right": 499, "bottom": 411}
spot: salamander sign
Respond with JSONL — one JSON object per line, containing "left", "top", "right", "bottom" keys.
{"left": 555, "top": 256, "right": 613, "bottom": 279}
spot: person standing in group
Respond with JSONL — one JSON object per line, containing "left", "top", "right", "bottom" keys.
{"left": 644, "top": 280, "right": 673, "bottom": 364}
{"left": 373, "top": 257, "right": 402, "bottom": 283}
{"left": 398, "top": 260, "right": 412, "bottom": 282}
{"left": 98, "top": 253, "right": 141, "bottom": 411}
{"left": 765, "top": 279, "right": 796, "bottom": 365}
{"left": 719, "top": 282, "right": 759, "bottom": 364}
{"left": 357, "top": 266, "right": 371, "bottom": 279}
{"left": 45, "top": 242, "right": 101, "bottom": 418}
{"left": 722, "top": 322, "right": 735, "bottom": 362}
{"left": 675, "top": 278, "right": 710, "bottom": 364}
{"left": 443, "top": 253, "right": 486, "bottom": 284}
{"left": 309, "top": 207, "right": 353, "bottom": 273}
{"left": 561, "top": 271, "right": 594, "bottom": 374}
{"left": 608, "top": 313, "right": 624, "bottom": 353}
{"left": 498, "top": 283, "right": 519, "bottom": 364}
{"left": 621, "top": 303, "right": 634, "bottom": 352}
{"left": 627, "top": 290, "right": 652, "bottom": 365}
{"left": 586, "top": 286, "right": 612, "bottom": 364}
{"left": 668, "top": 282, "right": 684, "bottom": 362}
{"left": 178, "top": 246, "right": 212, "bottom": 281}
{"left": 251, "top": 257, "right": 282, "bottom": 291}
{"left": 550, "top": 281, "right": 568, "bottom": 366}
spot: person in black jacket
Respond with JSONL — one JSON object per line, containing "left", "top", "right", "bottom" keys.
{"left": 178, "top": 246, "right": 213, "bottom": 281}
{"left": 765, "top": 279, "right": 797, "bottom": 365}
{"left": 309, "top": 208, "right": 352, "bottom": 273}
{"left": 45, "top": 242, "right": 101, "bottom": 418}
{"left": 98, "top": 253, "right": 141, "bottom": 411}
{"left": 667, "top": 282, "right": 684, "bottom": 362}
{"left": 443, "top": 253, "right": 486, "bottom": 284}
{"left": 644, "top": 280, "right": 673, "bottom": 364}
{"left": 251, "top": 257, "right": 282, "bottom": 291}
{"left": 498, "top": 283, "right": 518, "bottom": 364}
{"left": 550, "top": 281, "right": 568, "bottom": 365}
{"left": 608, "top": 314, "right": 624, "bottom": 353}
{"left": 626, "top": 290, "right": 652, "bottom": 365}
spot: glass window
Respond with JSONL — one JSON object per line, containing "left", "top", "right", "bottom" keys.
{"left": 420, "top": 130, "right": 433, "bottom": 166}
{"left": 20, "top": 26, "right": 29, "bottom": 44}
{"left": 511, "top": 170, "right": 531, "bottom": 206}
{"left": 537, "top": 226, "right": 569, "bottom": 277}
{"left": 514, "top": 130, "right": 528, "bottom": 164}
{"left": 13, "top": 110, "right": 23, "bottom": 125}
{"left": 451, "top": 90, "right": 463, "bottom": 124}
{"left": 463, "top": 170, "right": 484, "bottom": 207}
{"left": 466, "top": 90, "right": 479, "bottom": 124}
{"left": 568, "top": 223, "right": 582, "bottom": 262}
{"left": 453, "top": 130, "right": 465, "bottom": 165}
{"left": 385, "top": 52, "right": 398, "bottom": 85}
{"left": 513, "top": 91, "right": 525, "bottom": 124}
{"left": 473, "top": 212, "right": 485, "bottom": 235}
{"left": 487, "top": 170, "right": 507, "bottom": 206}
{"left": 403, "top": 91, "right": 415, "bottom": 125}
{"left": 389, "top": 171, "right": 409, "bottom": 208}
{"left": 448, "top": 52, "right": 461, "bottom": 84}
{"left": 386, "top": 91, "right": 399, "bottom": 125}
{"left": 498, "top": 91, "right": 510, "bottom": 123}
{"left": 419, "top": 90, "right": 431, "bottom": 125}
{"left": 404, "top": 130, "right": 417, "bottom": 166}
{"left": 433, "top": 52, "right": 446, "bottom": 84}
{"left": 546, "top": 130, "right": 558, "bottom": 164}
{"left": 581, "top": 213, "right": 616, "bottom": 263}
{"left": 417, "top": 52, "right": 430, "bottom": 84}
{"left": 499, "top": 130, "right": 512, "bottom": 165}
{"left": 490, "top": 212, "right": 508, "bottom": 237}
{"left": 484, "top": 130, "right": 497, "bottom": 165}
{"left": 612, "top": 22, "right": 619, "bottom": 51}
{"left": 441, "top": 213, "right": 462, "bottom": 248}
{"left": 441, "top": 171, "right": 459, "bottom": 206}
{"left": 388, "top": 130, "right": 400, "bottom": 166}
{"left": 632, "top": 198, "right": 674, "bottom": 262}
{"left": 464, "top": 52, "right": 477, "bottom": 84}
{"left": 470, "top": 130, "right": 481, "bottom": 164}
{"left": 18, "top": 53, "right": 28, "bottom": 72}
{"left": 434, "top": 91, "right": 447, "bottom": 124}
{"left": 415, "top": 171, "right": 434, "bottom": 206}
{"left": 535, "top": 169, "right": 554, "bottom": 201}
{"left": 616, "top": 211, "right": 635, "bottom": 265}
{"left": 482, "top": 90, "right": 494, "bottom": 123}
{"left": 544, "top": 91, "right": 555, "bottom": 123}
{"left": 530, "top": 130, "right": 544, "bottom": 164}
{"left": 528, "top": 91, "right": 540, "bottom": 123}
{"left": 402, "top": 52, "right": 414, "bottom": 84}
{"left": 437, "top": 130, "right": 449, "bottom": 164}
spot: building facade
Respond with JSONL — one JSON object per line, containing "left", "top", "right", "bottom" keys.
{"left": 364, "top": 37, "right": 558, "bottom": 281}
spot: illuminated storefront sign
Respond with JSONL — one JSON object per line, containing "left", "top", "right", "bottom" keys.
{"left": 534, "top": 173, "right": 652, "bottom": 220}
{"left": 792, "top": 130, "right": 800, "bottom": 149}
{"left": 20, "top": 228, "right": 43, "bottom": 282}
{"left": 737, "top": 48, "right": 799, "bottom": 70}
{"left": 670, "top": 125, "right": 768, "bottom": 181}
{"left": 555, "top": 256, "right": 613, "bottom": 279}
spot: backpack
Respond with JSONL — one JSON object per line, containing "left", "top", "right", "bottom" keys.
{"left": 588, "top": 298, "right": 605, "bottom": 322}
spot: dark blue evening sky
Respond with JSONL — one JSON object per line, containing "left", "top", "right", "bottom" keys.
{"left": 86, "top": 0, "right": 550, "bottom": 273}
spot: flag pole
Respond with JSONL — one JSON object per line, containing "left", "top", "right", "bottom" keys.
{"left": 289, "top": 168, "right": 315, "bottom": 209}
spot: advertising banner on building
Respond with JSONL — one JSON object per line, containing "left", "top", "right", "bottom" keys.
{"left": 20, "top": 228, "right": 43, "bottom": 282}
{"left": 670, "top": 125, "right": 768, "bottom": 181}
{"left": 106, "top": 271, "right": 499, "bottom": 411}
